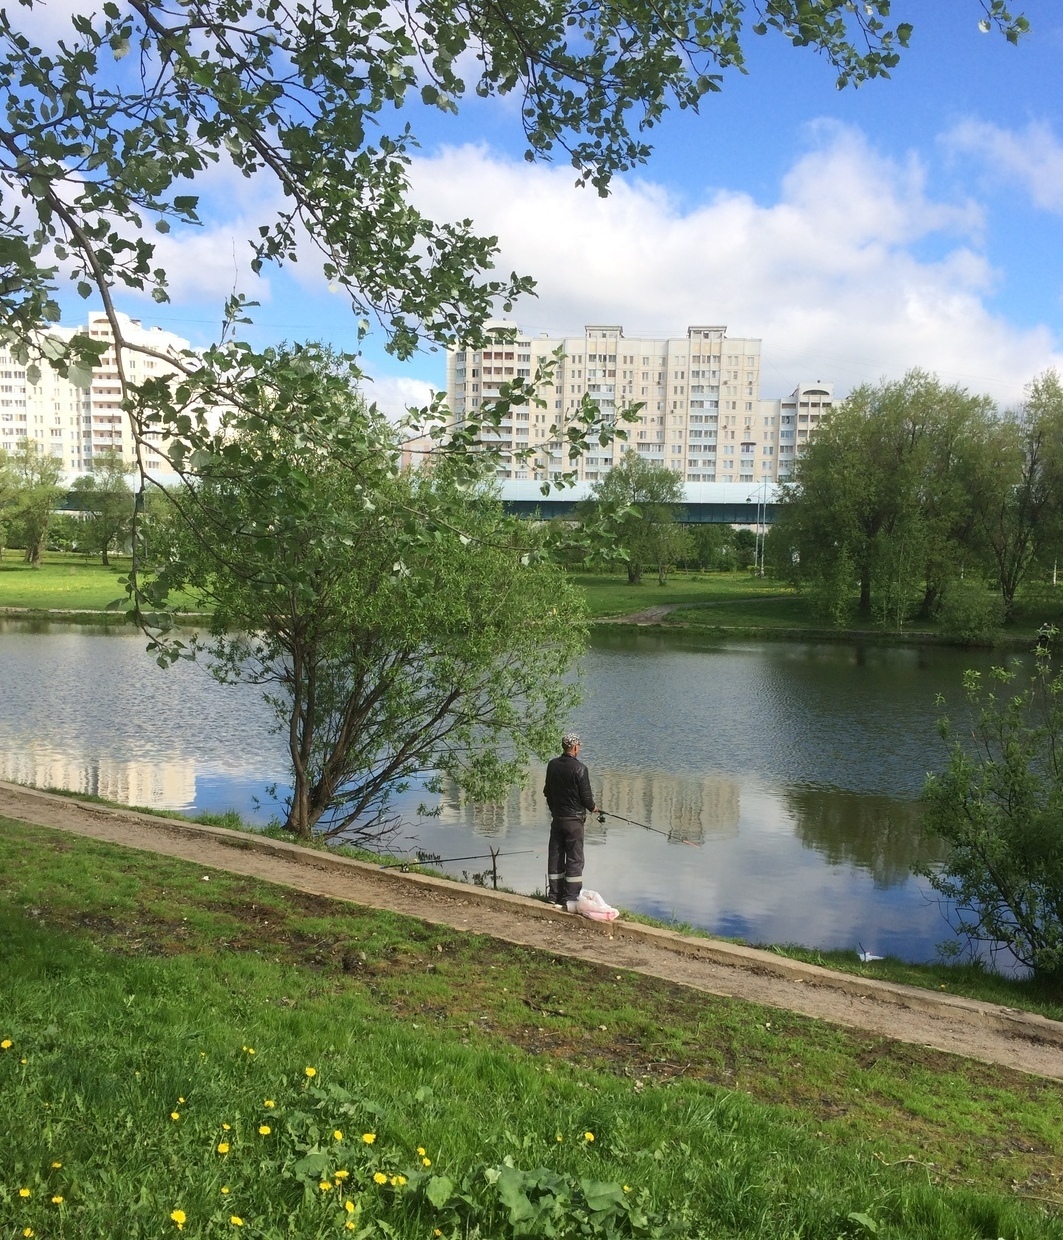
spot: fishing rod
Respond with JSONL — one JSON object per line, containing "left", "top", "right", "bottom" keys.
{"left": 596, "top": 808, "right": 700, "bottom": 847}
{"left": 378, "top": 848, "right": 537, "bottom": 870}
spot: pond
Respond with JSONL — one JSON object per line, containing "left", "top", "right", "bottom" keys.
{"left": 0, "top": 621, "right": 1009, "bottom": 965}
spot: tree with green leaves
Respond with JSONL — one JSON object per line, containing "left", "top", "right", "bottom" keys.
{"left": 776, "top": 372, "right": 998, "bottom": 626}
{"left": 71, "top": 451, "right": 134, "bottom": 566}
{"left": 151, "top": 351, "right": 585, "bottom": 841}
{"left": 581, "top": 454, "right": 687, "bottom": 585}
{"left": 923, "top": 641, "right": 1063, "bottom": 981}
{"left": 0, "top": 440, "right": 64, "bottom": 565}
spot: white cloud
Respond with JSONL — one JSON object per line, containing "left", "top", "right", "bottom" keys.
{"left": 945, "top": 118, "right": 1063, "bottom": 213}
{"left": 359, "top": 372, "right": 437, "bottom": 422}
{"left": 409, "top": 123, "right": 1063, "bottom": 405}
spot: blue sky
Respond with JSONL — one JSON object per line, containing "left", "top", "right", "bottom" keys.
{"left": 48, "top": 1, "right": 1063, "bottom": 414}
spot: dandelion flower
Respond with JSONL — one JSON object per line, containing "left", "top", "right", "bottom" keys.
{"left": 178, "top": 1097, "right": 185, "bottom": 1104}
{"left": 230, "top": 1216, "right": 244, "bottom": 1227}
{"left": 623, "top": 1185, "right": 631, "bottom": 1193}
{"left": 20, "top": 1058, "right": 26, "bottom": 1064}
{"left": 19, "top": 1187, "right": 31, "bottom": 1198}
{"left": 222, "top": 1123, "right": 231, "bottom": 1131}
{"left": 361, "top": 1133, "right": 376, "bottom": 1144}
{"left": 392, "top": 1175, "right": 407, "bottom": 1187}
{"left": 417, "top": 1147, "right": 426, "bottom": 1157}
{"left": 23, "top": 1230, "right": 34, "bottom": 1238}
{"left": 333, "top": 1129, "right": 343, "bottom": 1141}
{"left": 51, "top": 1195, "right": 63, "bottom": 1204}
{"left": 264, "top": 1099, "right": 275, "bottom": 1108}
{"left": 171, "top": 1112, "right": 180, "bottom": 1121}
{"left": 221, "top": 1187, "right": 230, "bottom": 1194}
{"left": 584, "top": 1132, "right": 594, "bottom": 1142}
{"left": 346, "top": 1225, "right": 355, "bottom": 1232}
{"left": 345, "top": 1200, "right": 356, "bottom": 1213}
{"left": 304, "top": 1066, "right": 316, "bottom": 1078}
{"left": 555, "top": 1134, "right": 563, "bottom": 1143}
{"left": 319, "top": 1180, "right": 333, "bottom": 1192}
{"left": 170, "top": 1208, "right": 186, "bottom": 1230}
{"left": 422, "top": 1157, "right": 431, "bottom": 1167}
{"left": 259, "top": 1125, "right": 271, "bottom": 1136}
{"left": 217, "top": 1143, "right": 230, "bottom": 1154}
{"left": 373, "top": 1172, "right": 387, "bottom": 1185}
{"left": 334, "top": 1169, "right": 349, "bottom": 1180}
{"left": 50, "top": 1162, "right": 62, "bottom": 1169}
{"left": 1, "top": 1039, "right": 12, "bottom": 1049}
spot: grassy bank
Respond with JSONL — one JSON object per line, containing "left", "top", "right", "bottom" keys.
{"left": 577, "top": 571, "right": 1058, "bottom": 645}
{"left": 1, "top": 820, "right": 1061, "bottom": 1238}
{"left": 0, "top": 552, "right": 133, "bottom": 611}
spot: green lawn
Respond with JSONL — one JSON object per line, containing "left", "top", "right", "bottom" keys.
{"left": 573, "top": 570, "right": 795, "bottom": 619}
{"left": 1, "top": 820, "right": 1061, "bottom": 1239}
{"left": 0, "top": 552, "right": 203, "bottom": 613}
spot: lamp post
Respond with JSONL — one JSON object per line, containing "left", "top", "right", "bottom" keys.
{"left": 746, "top": 478, "right": 768, "bottom": 577}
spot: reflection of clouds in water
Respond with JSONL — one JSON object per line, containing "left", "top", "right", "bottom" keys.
{"left": 0, "top": 747, "right": 198, "bottom": 810}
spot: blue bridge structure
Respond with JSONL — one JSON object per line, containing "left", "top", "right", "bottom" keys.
{"left": 498, "top": 480, "right": 782, "bottom": 525}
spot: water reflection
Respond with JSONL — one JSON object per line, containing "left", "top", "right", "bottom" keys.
{"left": 0, "top": 621, "right": 1006, "bottom": 963}
{"left": 785, "top": 786, "right": 944, "bottom": 888}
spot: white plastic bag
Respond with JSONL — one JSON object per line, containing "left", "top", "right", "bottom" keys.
{"left": 576, "top": 889, "right": 619, "bottom": 922}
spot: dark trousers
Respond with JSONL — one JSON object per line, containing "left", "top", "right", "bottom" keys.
{"left": 548, "top": 816, "right": 585, "bottom": 902}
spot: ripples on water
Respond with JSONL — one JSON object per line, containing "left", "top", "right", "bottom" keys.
{"left": 0, "top": 621, "right": 1009, "bottom": 964}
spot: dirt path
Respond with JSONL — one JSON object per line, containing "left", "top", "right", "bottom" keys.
{"left": 3, "top": 780, "right": 1062, "bottom": 1081}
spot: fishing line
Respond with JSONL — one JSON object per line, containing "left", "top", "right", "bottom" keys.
{"left": 378, "top": 848, "right": 537, "bottom": 870}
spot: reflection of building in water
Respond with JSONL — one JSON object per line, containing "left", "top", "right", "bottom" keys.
{"left": 0, "top": 750, "right": 196, "bottom": 810}
{"left": 593, "top": 769, "right": 738, "bottom": 843}
{"left": 433, "top": 766, "right": 738, "bottom": 843}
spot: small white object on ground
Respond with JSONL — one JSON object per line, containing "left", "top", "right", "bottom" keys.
{"left": 576, "top": 889, "right": 619, "bottom": 922}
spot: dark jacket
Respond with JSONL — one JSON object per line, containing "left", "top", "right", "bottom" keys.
{"left": 544, "top": 752, "right": 595, "bottom": 820}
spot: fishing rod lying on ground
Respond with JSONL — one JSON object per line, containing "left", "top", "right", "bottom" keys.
{"left": 596, "top": 808, "right": 700, "bottom": 847}
{"left": 378, "top": 848, "right": 538, "bottom": 889}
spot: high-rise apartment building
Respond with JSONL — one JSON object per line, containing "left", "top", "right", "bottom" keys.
{"left": 445, "top": 322, "right": 832, "bottom": 485}
{"left": 0, "top": 310, "right": 196, "bottom": 481}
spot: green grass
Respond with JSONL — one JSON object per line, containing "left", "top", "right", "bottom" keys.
{"left": 573, "top": 571, "right": 795, "bottom": 620}
{"left": 0, "top": 551, "right": 205, "bottom": 614}
{"left": 1, "top": 820, "right": 1062, "bottom": 1238}
{"left": 0, "top": 551, "right": 134, "bottom": 611}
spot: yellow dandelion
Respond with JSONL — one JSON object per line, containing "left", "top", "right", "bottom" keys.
{"left": 242, "top": 1046, "right": 256, "bottom": 1055}
{"left": 264, "top": 1099, "right": 275, "bottom": 1108}
{"left": 23, "top": 1230, "right": 34, "bottom": 1238}
{"left": 51, "top": 1195, "right": 63, "bottom": 1204}
{"left": 333, "top": 1129, "right": 343, "bottom": 1140}
{"left": 217, "top": 1142, "right": 230, "bottom": 1154}
{"left": 623, "top": 1185, "right": 631, "bottom": 1193}
{"left": 221, "top": 1187, "right": 230, "bottom": 1194}
{"left": 346, "top": 1225, "right": 355, "bottom": 1232}
{"left": 230, "top": 1217, "right": 244, "bottom": 1227}
{"left": 422, "top": 1157, "right": 431, "bottom": 1167}
{"left": 170, "top": 1208, "right": 187, "bottom": 1230}
{"left": 171, "top": 1112, "right": 180, "bottom": 1121}
{"left": 392, "top": 1175, "right": 407, "bottom": 1187}
{"left": 19, "top": 1187, "right": 31, "bottom": 1198}
{"left": 417, "top": 1147, "right": 426, "bottom": 1157}
{"left": 334, "top": 1169, "right": 349, "bottom": 1180}
{"left": 373, "top": 1172, "right": 387, "bottom": 1185}
{"left": 259, "top": 1124, "right": 271, "bottom": 1136}
{"left": 20, "top": 1057, "right": 27, "bottom": 1064}
{"left": 178, "top": 1097, "right": 185, "bottom": 1104}
{"left": 318, "top": 1181, "right": 333, "bottom": 1192}
{"left": 584, "top": 1132, "right": 594, "bottom": 1142}
{"left": 345, "top": 1200, "right": 356, "bottom": 1213}
{"left": 304, "top": 1066, "right": 316, "bottom": 1078}
{"left": 555, "top": 1134, "right": 563, "bottom": 1143}
{"left": 361, "top": 1132, "right": 376, "bottom": 1144}
{"left": 50, "top": 1162, "right": 62, "bottom": 1169}
{"left": 1, "top": 1039, "right": 12, "bottom": 1049}
{"left": 222, "top": 1123, "right": 231, "bottom": 1131}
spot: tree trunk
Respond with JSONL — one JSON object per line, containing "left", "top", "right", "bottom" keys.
{"left": 859, "top": 567, "right": 872, "bottom": 616}
{"left": 627, "top": 562, "right": 642, "bottom": 585}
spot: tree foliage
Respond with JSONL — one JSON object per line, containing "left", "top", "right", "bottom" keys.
{"left": 581, "top": 453, "right": 687, "bottom": 585}
{"left": 70, "top": 451, "right": 134, "bottom": 565}
{"left": 776, "top": 370, "right": 1063, "bottom": 628}
{"left": 151, "top": 352, "right": 586, "bottom": 841}
{"left": 923, "top": 641, "right": 1063, "bottom": 981}
{"left": 0, "top": 439, "right": 64, "bottom": 564}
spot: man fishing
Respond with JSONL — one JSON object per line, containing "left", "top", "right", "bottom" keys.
{"left": 543, "top": 732, "right": 598, "bottom": 911}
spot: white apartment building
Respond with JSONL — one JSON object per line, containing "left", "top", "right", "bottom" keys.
{"left": 0, "top": 311, "right": 195, "bottom": 482}
{"left": 445, "top": 322, "right": 832, "bottom": 485}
